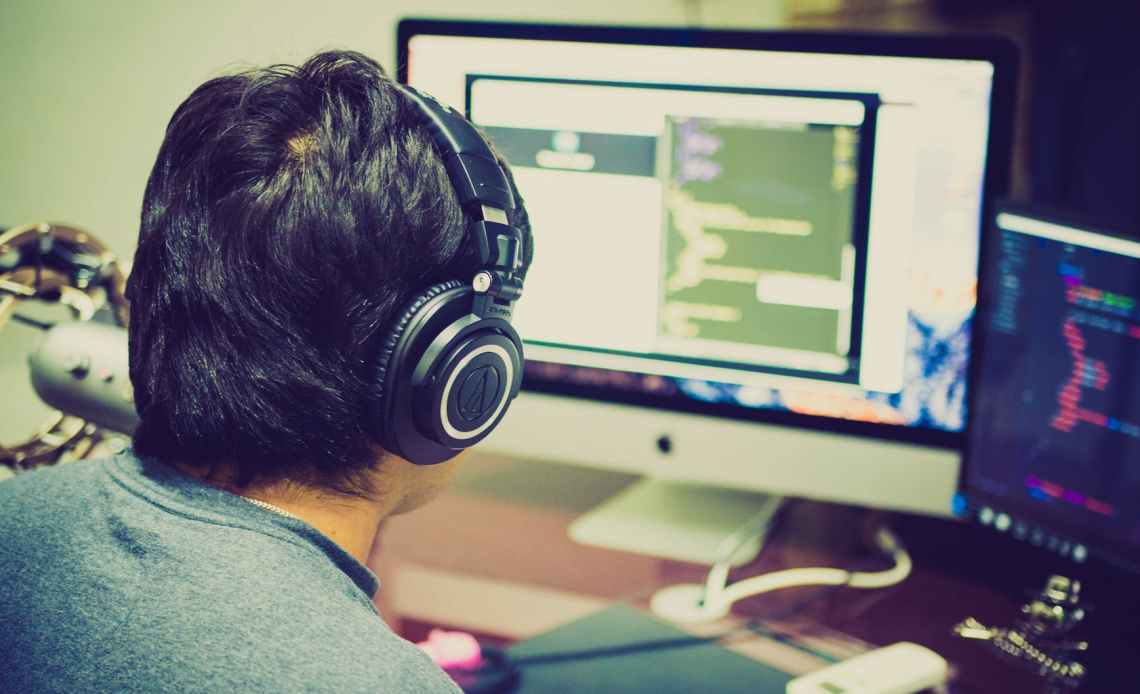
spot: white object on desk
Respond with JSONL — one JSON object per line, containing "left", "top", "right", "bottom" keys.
{"left": 652, "top": 528, "right": 912, "bottom": 623}
{"left": 785, "top": 641, "right": 948, "bottom": 694}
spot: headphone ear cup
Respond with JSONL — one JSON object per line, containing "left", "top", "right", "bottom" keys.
{"left": 370, "top": 280, "right": 465, "bottom": 441}
{"left": 421, "top": 328, "right": 522, "bottom": 449}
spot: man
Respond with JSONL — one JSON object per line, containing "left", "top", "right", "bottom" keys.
{"left": 0, "top": 50, "right": 531, "bottom": 693}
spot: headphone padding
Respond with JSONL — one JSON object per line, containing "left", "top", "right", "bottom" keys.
{"left": 372, "top": 279, "right": 466, "bottom": 417}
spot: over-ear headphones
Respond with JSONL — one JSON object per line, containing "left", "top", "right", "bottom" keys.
{"left": 369, "top": 84, "right": 527, "bottom": 465}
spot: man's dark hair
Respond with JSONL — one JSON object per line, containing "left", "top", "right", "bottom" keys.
{"left": 127, "top": 50, "right": 531, "bottom": 494}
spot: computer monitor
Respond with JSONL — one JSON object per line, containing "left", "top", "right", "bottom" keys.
{"left": 963, "top": 202, "right": 1140, "bottom": 573}
{"left": 398, "top": 21, "right": 1016, "bottom": 542}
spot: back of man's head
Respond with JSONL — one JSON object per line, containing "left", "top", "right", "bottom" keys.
{"left": 127, "top": 50, "right": 530, "bottom": 495}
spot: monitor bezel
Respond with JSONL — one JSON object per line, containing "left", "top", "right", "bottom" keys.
{"left": 397, "top": 18, "right": 1019, "bottom": 452}
{"left": 963, "top": 199, "right": 1140, "bottom": 573}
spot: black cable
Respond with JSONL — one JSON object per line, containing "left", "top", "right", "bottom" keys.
{"left": 11, "top": 313, "right": 54, "bottom": 330}
{"left": 744, "top": 621, "right": 843, "bottom": 665}
{"left": 511, "top": 629, "right": 739, "bottom": 666}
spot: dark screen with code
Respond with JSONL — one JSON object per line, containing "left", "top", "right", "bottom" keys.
{"left": 968, "top": 210, "right": 1140, "bottom": 566}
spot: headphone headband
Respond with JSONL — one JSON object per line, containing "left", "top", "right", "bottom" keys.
{"left": 395, "top": 84, "right": 525, "bottom": 319}
{"left": 370, "top": 84, "right": 528, "bottom": 465}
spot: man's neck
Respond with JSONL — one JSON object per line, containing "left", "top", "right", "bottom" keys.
{"left": 242, "top": 487, "right": 397, "bottom": 564}
{"left": 173, "top": 462, "right": 402, "bottom": 565}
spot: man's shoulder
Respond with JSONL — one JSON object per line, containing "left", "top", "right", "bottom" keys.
{"left": 0, "top": 455, "right": 109, "bottom": 501}
{"left": 216, "top": 546, "right": 461, "bottom": 692}
{"left": 3, "top": 594, "right": 459, "bottom": 694}
{"left": 243, "top": 608, "right": 461, "bottom": 693}
{"left": 0, "top": 457, "right": 111, "bottom": 545}
{"left": 0, "top": 458, "right": 460, "bottom": 693}
{"left": 126, "top": 602, "right": 461, "bottom": 694}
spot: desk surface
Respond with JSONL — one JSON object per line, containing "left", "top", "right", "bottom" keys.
{"left": 374, "top": 453, "right": 1043, "bottom": 693}
{"left": 509, "top": 604, "right": 793, "bottom": 694}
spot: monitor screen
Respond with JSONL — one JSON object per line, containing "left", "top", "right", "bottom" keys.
{"left": 965, "top": 203, "right": 1140, "bottom": 570}
{"left": 401, "top": 22, "right": 1010, "bottom": 444}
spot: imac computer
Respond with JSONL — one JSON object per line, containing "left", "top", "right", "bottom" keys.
{"left": 963, "top": 202, "right": 1140, "bottom": 574}
{"left": 398, "top": 20, "right": 1016, "bottom": 562}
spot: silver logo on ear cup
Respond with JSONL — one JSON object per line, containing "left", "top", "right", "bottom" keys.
{"left": 439, "top": 344, "right": 514, "bottom": 442}
{"left": 457, "top": 365, "right": 502, "bottom": 423}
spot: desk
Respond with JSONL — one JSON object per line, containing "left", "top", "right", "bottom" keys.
{"left": 373, "top": 453, "right": 1042, "bottom": 692}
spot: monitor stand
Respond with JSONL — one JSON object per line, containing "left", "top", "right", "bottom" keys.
{"left": 568, "top": 478, "right": 783, "bottom": 566}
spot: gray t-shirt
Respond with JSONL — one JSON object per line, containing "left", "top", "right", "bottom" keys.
{"left": 0, "top": 453, "right": 461, "bottom": 694}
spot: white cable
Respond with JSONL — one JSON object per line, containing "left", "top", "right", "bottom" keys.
{"left": 651, "top": 527, "right": 912, "bottom": 623}
{"left": 713, "top": 528, "right": 910, "bottom": 610}
{"left": 703, "top": 504, "right": 779, "bottom": 601}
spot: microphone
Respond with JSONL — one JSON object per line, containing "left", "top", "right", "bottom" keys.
{"left": 28, "top": 322, "right": 139, "bottom": 434}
